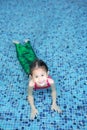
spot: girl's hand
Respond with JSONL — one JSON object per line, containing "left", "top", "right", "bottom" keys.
{"left": 51, "top": 103, "right": 62, "bottom": 113}
{"left": 30, "top": 108, "right": 38, "bottom": 120}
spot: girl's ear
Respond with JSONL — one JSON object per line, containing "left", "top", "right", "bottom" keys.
{"left": 47, "top": 71, "right": 49, "bottom": 75}
{"left": 29, "top": 75, "right": 32, "bottom": 79}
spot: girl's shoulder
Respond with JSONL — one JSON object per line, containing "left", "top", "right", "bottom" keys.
{"left": 47, "top": 76, "right": 54, "bottom": 84}
{"left": 29, "top": 80, "right": 34, "bottom": 88}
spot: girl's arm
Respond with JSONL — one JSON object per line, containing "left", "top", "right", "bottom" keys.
{"left": 50, "top": 81, "right": 57, "bottom": 105}
{"left": 28, "top": 85, "right": 38, "bottom": 120}
{"left": 49, "top": 79, "right": 62, "bottom": 113}
{"left": 28, "top": 86, "right": 35, "bottom": 109}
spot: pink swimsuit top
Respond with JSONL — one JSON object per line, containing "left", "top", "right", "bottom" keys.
{"left": 34, "top": 79, "right": 51, "bottom": 90}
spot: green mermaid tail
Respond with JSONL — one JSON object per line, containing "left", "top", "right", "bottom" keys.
{"left": 15, "top": 40, "right": 37, "bottom": 74}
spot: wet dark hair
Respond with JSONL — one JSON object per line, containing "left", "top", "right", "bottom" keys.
{"left": 30, "top": 59, "right": 48, "bottom": 75}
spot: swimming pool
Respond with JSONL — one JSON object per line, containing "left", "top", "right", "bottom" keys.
{"left": 0, "top": 0, "right": 87, "bottom": 130}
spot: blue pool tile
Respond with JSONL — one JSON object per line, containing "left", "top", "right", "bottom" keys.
{"left": 0, "top": 0, "right": 87, "bottom": 130}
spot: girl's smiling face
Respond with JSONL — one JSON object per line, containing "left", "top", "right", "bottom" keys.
{"left": 31, "top": 67, "right": 49, "bottom": 87}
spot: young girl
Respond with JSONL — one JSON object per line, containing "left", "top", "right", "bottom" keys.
{"left": 13, "top": 39, "right": 62, "bottom": 120}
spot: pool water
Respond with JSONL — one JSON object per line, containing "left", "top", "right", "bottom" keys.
{"left": 0, "top": 0, "right": 87, "bottom": 130}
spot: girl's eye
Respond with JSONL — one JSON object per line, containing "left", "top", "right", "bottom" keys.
{"left": 41, "top": 74, "right": 44, "bottom": 77}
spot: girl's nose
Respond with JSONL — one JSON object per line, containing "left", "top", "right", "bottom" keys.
{"left": 38, "top": 77, "right": 43, "bottom": 81}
